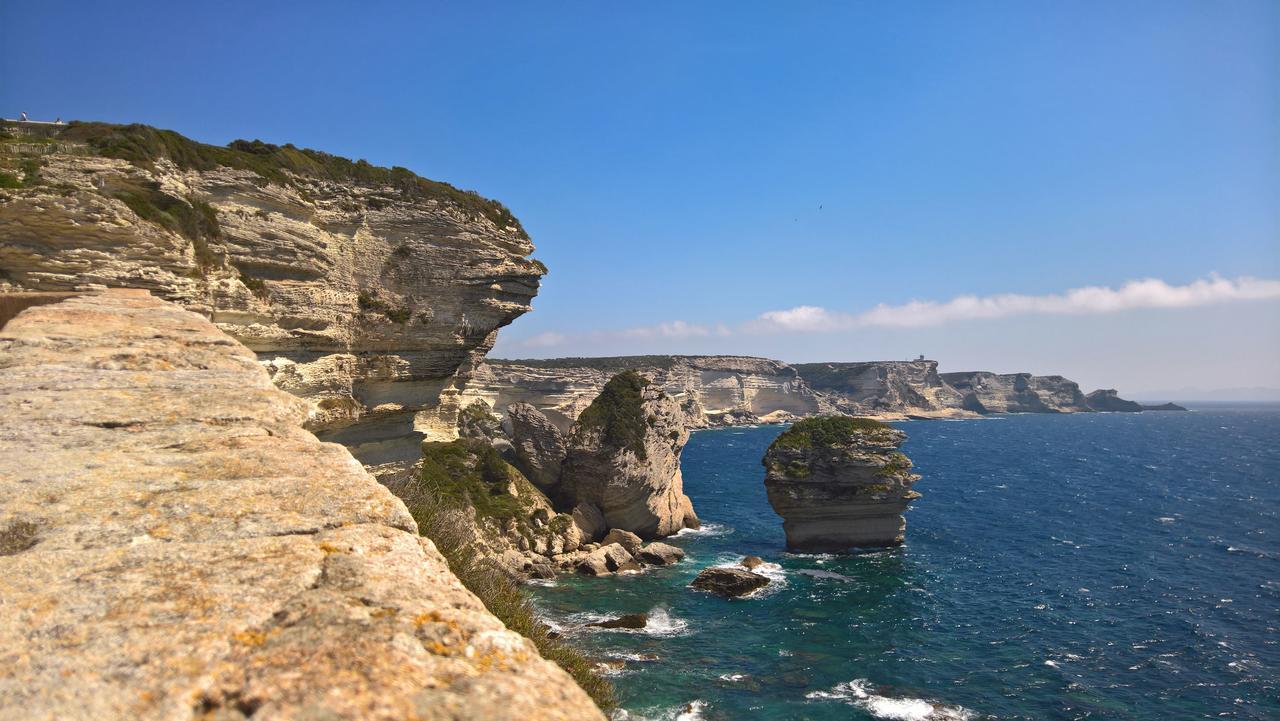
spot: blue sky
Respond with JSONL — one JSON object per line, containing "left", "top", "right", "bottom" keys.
{"left": 3, "top": 1, "right": 1277, "bottom": 394}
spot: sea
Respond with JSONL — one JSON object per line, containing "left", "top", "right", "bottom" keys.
{"left": 528, "top": 404, "right": 1280, "bottom": 720}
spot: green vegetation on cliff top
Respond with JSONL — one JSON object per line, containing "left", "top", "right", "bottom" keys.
{"left": 49, "top": 121, "right": 527, "bottom": 238}
{"left": 575, "top": 370, "right": 652, "bottom": 460}
{"left": 403, "top": 439, "right": 616, "bottom": 710}
{"left": 770, "top": 415, "right": 889, "bottom": 451}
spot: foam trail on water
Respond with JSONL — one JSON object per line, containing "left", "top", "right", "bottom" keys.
{"left": 806, "top": 679, "right": 975, "bottom": 721}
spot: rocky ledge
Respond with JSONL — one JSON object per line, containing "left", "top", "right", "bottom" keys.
{"left": 0, "top": 291, "right": 602, "bottom": 721}
{"left": 762, "top": 416, "right": 922, "bottom": 551}
{"left": 0, "top": 121, "right": 545, "bottom": 476}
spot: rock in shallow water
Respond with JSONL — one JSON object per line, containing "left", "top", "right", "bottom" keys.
{"left": 588, "top": 613, "right": 649, "bottom": 630}
{"left": 763, "top": 415, "right": 921, "bottom": 551}
{"left": 691, "top": 567, "right": 771, "bottom": 597}
{"left": 638, "top": 542, "right": 686, "bottom": 566}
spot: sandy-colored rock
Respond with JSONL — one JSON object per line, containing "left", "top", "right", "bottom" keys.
{"left": 0, "top": 291, "right": 603, "bottom": 721}
{"left": 637, "top": 542, "right": 686, "bottom": 566}
{"left": 560, "top": 372, "right": 699, "bottom": 539}
{"left": 763, "top": 416, "right": 921, "bottom": 551}
{"left": 575, "top": 543, "right": 635, "bottom": 576}
{"left": 571, "top": 502, "right": 607, "bottom": 542}
{"left": 463, "top": 356, "right": 821, "bottom": 431}
{"left": 0, "top": 122, "right": 544, "bottom": 478}
{"left": 601, "top": 529, "right": 643, "bottom": 556}
{"left": 506, "top": 402, "right": 567, "bottom": 493}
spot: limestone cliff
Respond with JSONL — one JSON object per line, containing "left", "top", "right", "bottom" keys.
{"left": 940, "top": 371, "right": 1090, "bottom": 413}
{"left": 792, "top": 360, "right": 972, "bottom": 419}
{"left": 0, "top": 290, "right": 602, "bottom": 720}
{"left": 559, "top": 371, "right": 700, "bottom": 539}
{"left": 763, "top": 416, "right": 921, "bottom": 551}
{"left": 0, "top": 120, "right": 544, "bottom": 475}
{"left": 464, "top": 355, "right": 821, "bottom": 430}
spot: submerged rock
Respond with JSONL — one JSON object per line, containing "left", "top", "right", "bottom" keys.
{"left": 691, "top": 567, "right": 771, "bottom": 597}
{"left": 763, "top": 415, "right": 921, "bottom": 551}
{"left": 560, "top": 371, "right": 699, "bottom": 539}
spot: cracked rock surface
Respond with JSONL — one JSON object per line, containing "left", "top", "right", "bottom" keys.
{"left": 0, "top": 290, "right": 602, "bottom": 721}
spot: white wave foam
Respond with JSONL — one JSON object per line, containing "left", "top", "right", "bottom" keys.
{"left": 569, "top": 607, "right": 691, "bottom": 637}
{"left": 718, "top": 673, "right": 746, "bottom": 682}
{"left": 806, "top": 679, "right": 974, "bottom": 721}
{"left": 525, "top": 578, "right": 558, "bottom": 587}
{"left": 709, "top": 554, "right": 788, "bottom": 597}
{"left": 672, "top": 522, "right": 732, "bottom": 538}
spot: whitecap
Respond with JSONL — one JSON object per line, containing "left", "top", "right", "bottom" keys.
{"left": 672, "top": 522, "right": 732, "bottom": 538}
{"left": 1156, "top": 517, "right": 1176, "bottom": 524}
{"left": 806, "top": 679, "right": 974, "bottom": 720}
{"left": 717, "top": 673, "right": 746, "bottom": 682}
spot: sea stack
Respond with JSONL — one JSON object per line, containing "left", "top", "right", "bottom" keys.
{"left": 560, "top": 371, "right": 700, "bottom": 539}
{"left": 762, "top": 416, "right": 921, "bottom": 551}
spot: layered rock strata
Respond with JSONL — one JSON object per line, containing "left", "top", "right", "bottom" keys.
{"left": 0, "top": 290, "right": 602, "bottom": 721}
{"left": 467, "top": 356, "right": 1170, "bottom": 429}
{"left": 763, "top": 416, "right": 921, "bottom": 551}
{"left": 464, "top": 355, "right": 821, "bottom": 431}
{"left": 560, "top": 372, "right": 700, "bottom": 539}
{"left": 793, "top": 360, "right": 971, "bottom": 419}
{"left": 0, "top": 121, "right": 544, "bottom": 475}
{"left": 939, "top": 371, "right": 1090, "bottom": 414}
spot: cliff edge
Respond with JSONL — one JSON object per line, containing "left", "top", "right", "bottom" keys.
{"left": 0, "top": 291, "right": 602, "bottom": 721}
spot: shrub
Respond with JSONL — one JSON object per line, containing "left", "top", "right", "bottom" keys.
{"left": 60, "top": 122, "right": 528, "bottom": 238}
{"left": 236, "top": 268, "right": 269, "bottom": 299}
{"left": 771, "top": 415, "right": 889, "bottom": 451}
{"left": 400, "top": 445, "right": 616, "bottom": 710}
{"left": 574, "top": 370, "right": 651, "bottom": 460}
{"left": 109, "top": 180, "right": 221, "bottom": 268}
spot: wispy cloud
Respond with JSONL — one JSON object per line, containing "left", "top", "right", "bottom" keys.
{"left": 501, "top": 275, "right": 1280, "bottom": 349}
{"left": 751, "top": 275, "right": 1280, "bottom": 332}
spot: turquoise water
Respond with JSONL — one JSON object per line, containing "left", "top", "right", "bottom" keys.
{"left": 530, "top": 405, "right": 1280, "bottom": 720}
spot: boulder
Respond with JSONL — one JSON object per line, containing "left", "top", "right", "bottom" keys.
{"left": 691, "top": 567, "right": 770, "bottom": 597}
{"left": 763, "top": 416, "right": 921, "bottom": 551}
{"left": 587, "top": 613, "right": 648, "bottom": 630}
{"left": 638, "top": 542, "right": 686, "bottom": 566}
{"left": 506, "top": 402, "right": 568, "bottom": 493}
{"left": 740, "top": 555, "right": 764, "bottom": 570}
{"left": 602, "top": 528, "right": 643, "bottom": 555}
{"left": 571, "top": 502, "right": 607, "bottom": 542}
{"left": 575, "top": 543, "right": 635, "bottom": 576}
{"left": 560, "top": 371, "right": 700, "bottom": 539}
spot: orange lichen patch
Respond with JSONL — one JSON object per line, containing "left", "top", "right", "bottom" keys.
{"left": 412, "top": 610, "right": 444, "bottom": 627}
{"left": 232, "top": 628, "right": 279, "bottom": 647}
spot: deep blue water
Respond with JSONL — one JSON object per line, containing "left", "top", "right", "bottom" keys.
{"left": 530, "top": 406, "right": 1280, "bottom": 720}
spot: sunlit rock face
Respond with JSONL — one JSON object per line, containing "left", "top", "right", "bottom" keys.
{"left": 0, "top": 122, "right": 543, "bottom": 474}
{"left": 763, "top": 416, "right": 921, "bottom": 551}
{"left": 793, "top": 360, "right": 972, "bottom": 419}
{"left": 559, "top": 372, "right": 700, "bottom": 539}
{"left": 463, "top": 355, "right": 823, "bottom": 431}
{"left": 0, "top": 290, "right": 603, "bottom": 720}
{"left": 940, "top": 371, "right": 1090, "bottom": 414}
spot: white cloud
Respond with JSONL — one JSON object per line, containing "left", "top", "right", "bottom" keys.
{"left": 500, "top": 275, "right": 1280, "bottom": 351}
{"left": 753, "top": 275, "right": 1280, "bottom": 332}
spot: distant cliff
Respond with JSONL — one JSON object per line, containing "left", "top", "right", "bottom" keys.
{"left": 468, "top": 356, "right": 1176, "bottom": 426}
{"left": 0, "top": 120, "right": 544, "bottom": 475}
{"left": 464, "top": 355, "right": 822, "bottom": 430}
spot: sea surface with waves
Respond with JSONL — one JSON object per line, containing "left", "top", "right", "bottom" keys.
{"left": 528, "top": 404, "right": 1280, "bottom": 721}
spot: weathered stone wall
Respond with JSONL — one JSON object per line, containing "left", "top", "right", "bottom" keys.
{"left": 0, "top": 291, "right": 602, "bottom": 721}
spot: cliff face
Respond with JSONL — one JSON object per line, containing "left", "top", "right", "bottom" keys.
{"left": 0, "top": 291, "right": 602, "bottom": 720}
{"left": 464, "top": 355, "right": 822, "bottom": 430}
{"left": 940, "top": 371, "right": 1090, "bottom": 414}
{"left": 762, "top": 416, "right": 921, "bottom": 551}
{"left": 792, "top": 360, "right": 971, "bottom": 419}
{"left": 559, "top": 372, "right": 700, "bottom": 539}
{"left": 0, "top": 121, "right": 543, "bottom": 475}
